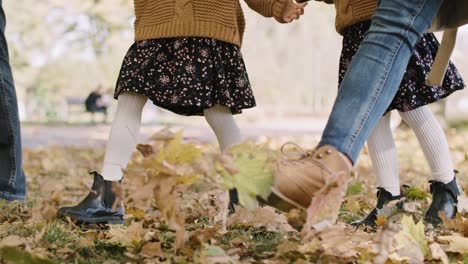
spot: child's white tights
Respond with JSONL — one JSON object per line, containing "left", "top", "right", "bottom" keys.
{"left": 367, "top": 105, "right": 455, "bottom": 196}
{"left": 101, "top": 92, "right": 242, "bottom": 181}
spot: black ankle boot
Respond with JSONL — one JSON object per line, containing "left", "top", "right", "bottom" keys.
{"left": 57, "top": 172, "right": 124, "bottom": 224}
{"left": 424, "top": 177, "right": 460, "bottom": 226}
{"left": 228, "top": 189, "right": 239, "bottom": 215}
{"left": 351, "top": 188, "right": 403, "bottom": 228}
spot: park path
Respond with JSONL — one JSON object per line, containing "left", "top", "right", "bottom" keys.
{"left": 21, "top": 118, "right": 327, "bottom": 148}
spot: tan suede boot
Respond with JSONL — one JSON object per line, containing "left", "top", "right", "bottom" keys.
{"left": 261, "top": 144, "right": 352, "bottom": 212}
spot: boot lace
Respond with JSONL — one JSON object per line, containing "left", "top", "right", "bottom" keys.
{"left": 280, "top": 142, "right": 315, "bottom": 162}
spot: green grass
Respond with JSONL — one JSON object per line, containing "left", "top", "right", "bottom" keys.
{"left": 43, "top": 222, "right": 75, "bottom": 248}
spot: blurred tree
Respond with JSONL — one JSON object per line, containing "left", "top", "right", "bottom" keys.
{"left": 4, "top": 0, "right": 133, "bottom": 121}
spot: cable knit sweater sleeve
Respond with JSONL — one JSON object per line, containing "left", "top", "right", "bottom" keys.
{"left": 244, "top": 0, "right": 288, "bottom": 23}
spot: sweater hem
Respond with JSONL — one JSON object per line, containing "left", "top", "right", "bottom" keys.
{"left": 135, "top": 21, "right": 242, "bottom": 47}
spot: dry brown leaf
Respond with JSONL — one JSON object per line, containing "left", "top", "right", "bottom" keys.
{"left": 438, "top": 235, "right": 468, "bottom": 253}
{"left": 111, "top": 182, "right": 125, "bottom": 211}
{"left": 286, "top": 209, "right": 306, "bottom": 231}
{"left": 228, "top": 206, "right": 293, "bottom": 232}
{"left": 439, "top": 212, "right": 468, "bottom": 237}
{"left": 137, "top": 144, "right": 156, "bottom": 157}
{"left": 375, "top": 216, "right": 388, "bottom": 228}
{"left": 40, "top": 202, "right": 58, "bottom": 221}
{"left": 302, "top": 172, "right": 350, "bottom": 233}
{"left": 78, "top": 236, "right": 94, "bottom": 248}
{"left": 458, "top": 195, "right": 468, "bottom": 214}
{"left": 34, "top": 225, "right": 48, "bottom": 242}
{"left": 429, "top": 243, "right": 449, "bottom": 264}
{"left": 0, "top": 235, "right": 27, "bottom": 248}
{"left": 189, "top": 227, "right": 219, "bottom": 248}
{"left": 153, "top": 176, "right": 187, "bottom": 250}
{"left": 299, "top": 224, "right": 372, "bottom": 261}
{"left": 140, "top": 242, "right": 164, "bottom": 258}
{"left": 107, "top": 225, "right": 133, "bottom": 246}
{"left": 127, "top": 221, "right": 146, "bottom": 244}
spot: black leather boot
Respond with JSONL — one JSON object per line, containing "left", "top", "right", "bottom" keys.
{"left": 424, "top": 177, "right": 460, "bottom": 226}
{"left": 351, "top": 188, "right": 403, "bottom": 228}
{"left": 57, "top": 172, "right": 124, "bottom": 224}
{"left": 228, "top": 188, "right": 239, "bottom": 215}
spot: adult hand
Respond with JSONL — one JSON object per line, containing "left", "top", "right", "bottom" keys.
{"left": 282, "top": 0, "right": 308, "bottom": 23}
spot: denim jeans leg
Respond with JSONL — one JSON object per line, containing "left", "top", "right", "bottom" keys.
{"left": 0, "top": 0, "right": 26, "bottom": 201}
{"left": 319, "top": 0, "right": 443, "bottom": 163}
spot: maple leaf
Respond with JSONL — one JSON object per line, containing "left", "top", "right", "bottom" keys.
{"left": 392, "top": 216, "right": 427, "bottom": 263}
{"left": 429, "top": 243, "right": 449, "bottom": 264}
{"left": 195, "top": 244, "right": 239, "bottom": 264}
{"left": 227, "top": 206, "right": 293, "bottom": 232}
{"left": 136, "top": 144, "right": 155, "bottom": 157}
{"left": 155, "top": 131, "right": 202, "bottom": 165}
{"left": 439, "top": 212, "right": 468, "bottom": 237}
{"left": 375, "top": 216, "right": 388, "bottom": 227}
{"left": 107, "top": 225, "right": 133, "bottom": 247}
{"left": 140, "top": 242, "right": 164, "bottom": 258}
{"left": 217, "top": 142, "right": 276, "bottom": 209}
{"left": 302, "top": 171, "right": 350, "bottom": 233}
{"left": 438, "top": 235, "right": 468, "bottom": 253}
{"left": 153, "top": 175, "right": 187, "bottom": 250}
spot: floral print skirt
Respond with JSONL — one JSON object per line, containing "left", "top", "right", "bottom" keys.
{"left": 115, "top": 37, "right": 256, "bottom": 116}
{"left": 339, "top": 20, "right": 465, "bottom": 112}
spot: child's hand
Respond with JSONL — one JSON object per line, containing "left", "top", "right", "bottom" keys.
{"left": 282, "top": 0, "right": 308, "bottom": 23}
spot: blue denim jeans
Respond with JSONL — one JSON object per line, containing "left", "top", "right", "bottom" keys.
{"left": 319, "top": 0, "right": 443, "bottom": 164}
{"left": 0, "top": 0, "right": 26, "bottom": 201}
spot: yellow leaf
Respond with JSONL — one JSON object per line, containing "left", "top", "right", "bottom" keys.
{"left": 126, "top": 207, "right": 146, "bottom": 221}
{"left": 155, "top": 132, "right": 202, "bottom": 165}
{"left": 375, "top": 216, "right": 388, "bottom": 227}
{"left": 392, "top": 216, "right": 427, "bottom": 262}
{"left": 218, "top": 142, "right": 276, "bottom": 208}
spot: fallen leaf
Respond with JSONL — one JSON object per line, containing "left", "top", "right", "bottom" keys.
{"left": 375, "top": 216, "right": 388, "bottom": 227}
{"left": 140, "top": 242, "right": 163, "bottom": 258}
{"left": 218, "top": 142, "right": 276, "bottom": 209}
{"left": 302, "top": 171, "right": 350, "bottom": 233}
{"left": 438, "top": 235, "right": 468, "bottom": 253}
{"left": 228, "top": 206, "right": 293, "bottom": 232}
{"left": 0, "top": 247, "right": 55, "bottom": 264}
{"left": 439, "top": 212, "right": 468, "bottom": 236}
{"left": 137, "top": 144, "right": 155, "bottom": 157}
{"left": 392, "top": 216, "right": 427, "bottom": 263}
{"left": 107, "top": 225, "right": 133, "bottom": 247}
{"left": 429, "top": 243, "right": 448, "bottom": 264}
{"left": 0, "top": 235, "right": 26, "bottom": 248}
{"left": 458, "top": 195, "right": 468, "bottom": 214}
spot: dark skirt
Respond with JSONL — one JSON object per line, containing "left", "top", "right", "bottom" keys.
{"left": 339, "top": 20, "right": 465, "bottom": 112}
{"left": 115, "top": 37, "right": 256, "bottom": 116}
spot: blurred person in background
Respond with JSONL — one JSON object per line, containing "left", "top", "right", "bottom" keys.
{"left": 85, "top": 85, "right": 111, "bottom": 123}
{"left": 0, "top": 0, "right": 26, "bottom": 202}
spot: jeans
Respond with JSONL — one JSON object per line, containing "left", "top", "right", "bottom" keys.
{"left": 319, "top": 0, "right": 443, "bottom": 163}
{"left": 0, "top": 0, "right": 26, "bottom": 201}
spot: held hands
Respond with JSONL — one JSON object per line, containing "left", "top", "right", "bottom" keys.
{"left": 281, "top": 0, "right": 308, "bottom": 23}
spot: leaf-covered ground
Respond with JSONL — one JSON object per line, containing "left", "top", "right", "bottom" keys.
{"left": 1, "top": 126, "right": 468, "bottom": 264}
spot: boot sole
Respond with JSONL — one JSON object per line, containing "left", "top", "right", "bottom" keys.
{"left": 258, "top": 187, "right": 307, "bottom": 212}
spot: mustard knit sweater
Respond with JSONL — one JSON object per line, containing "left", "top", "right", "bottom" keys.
{"left": 334, "top": 0, "right": 377, "bottom": 34}
{"left": 133, "top": 0, "right": 288, "bottom": 46}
